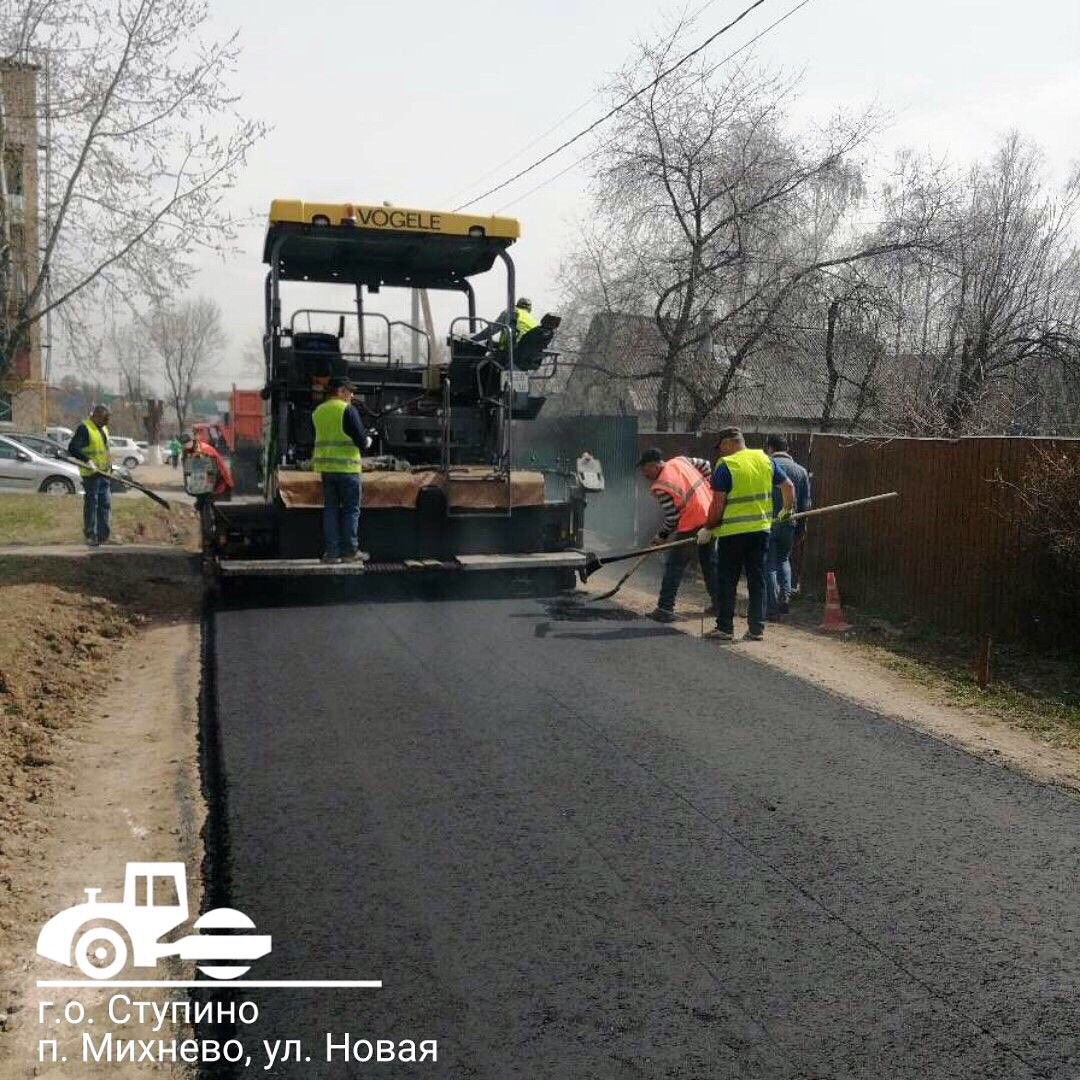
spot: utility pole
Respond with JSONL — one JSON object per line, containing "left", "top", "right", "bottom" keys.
{"left": 419, "top": 289, "right": 437, "bottom": 365}
{"left": 410, "top": 288, "right": 420, "bottom": 365}
{"left": 411, "top": 288, "right": 438, "bottom": 365}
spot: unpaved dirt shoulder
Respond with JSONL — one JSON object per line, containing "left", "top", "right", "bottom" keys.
{"left": 598, "top": 573, "right": 1080, "bottom": 794}
{"left": 0, "top": 593, "right": 203, "bottom": 1077}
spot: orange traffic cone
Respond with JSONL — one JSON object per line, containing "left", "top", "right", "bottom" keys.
{"left": 818, "top": 571, "right": 853, "bottom": 632}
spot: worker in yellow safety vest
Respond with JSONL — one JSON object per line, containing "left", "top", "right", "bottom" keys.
{"left": 67, "top": 404, "right": 114, "bottom": 547}
{"left": 311, "top": 378, "right": 371, "bottom": 564}
{"left": 473, "top": 296, "right": 539, "bottom": 350}
{"left": 699, "top": 427, "right": 795, "bottom": 642}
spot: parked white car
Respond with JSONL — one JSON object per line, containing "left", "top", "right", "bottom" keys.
{"left": 107, "top": 436, "right": 146, "bottom": 468}
{"left": 0, "top": 434, "right": 82, "bottom": 494}
{"left": 45, "top": 425, "right": 74, "bottom": 447}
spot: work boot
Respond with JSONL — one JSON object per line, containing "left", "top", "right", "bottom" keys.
{"left": 648, "top": 607, "right": 678, "bottom": 623}
{"left": 744, "top": 629, "right": 764, "bottom": 641}
{"left": 341, "top": 550, "right": 370, "bottom": 564}
{"left": 87, "top": 538, "right": 100, "bottom": 548}
{"left": 320, "top": 553, "right": 340, "bottom": 565}
{"left": 703, "top": 628, "right": 734, "bottom": 642}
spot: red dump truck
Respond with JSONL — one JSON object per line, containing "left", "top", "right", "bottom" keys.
{"left": 193, "top": 386, "right": 264, "bottom": 494}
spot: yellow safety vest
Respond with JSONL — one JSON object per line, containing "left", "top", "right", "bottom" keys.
{"left": 712, "top": 448, "right": 774, "bottom": 538}
{"left": 499, "top": 305, "right": 539, "bottom": 349}
{"left": 311, "top": 398, "right": 361, "bottom": 474}
{"left": 79, "top": 419, "right": 110, "bottom": 477}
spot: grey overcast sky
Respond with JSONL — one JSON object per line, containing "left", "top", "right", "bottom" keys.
{"left": 189, "top": 0, "right": 1079, "bottom": 385}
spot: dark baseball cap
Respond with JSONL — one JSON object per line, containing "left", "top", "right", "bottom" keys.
{"left": 713, "top": 427, "right": 743, "bottom": 446}
{"left": 636, "top": 447, "right": 664, "bottom": 467}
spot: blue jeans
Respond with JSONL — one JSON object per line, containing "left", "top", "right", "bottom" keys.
{"left": 767, "top": 522, "right": 795, "bottom": 616}
{"left": 82, "top": 474, "right": 111, "bottom": 542}
{"left": 321, "top": 473, "right": 361, "bottom": 558}
{"left": 658, "top": 530, "right": 716, "bottom": 612}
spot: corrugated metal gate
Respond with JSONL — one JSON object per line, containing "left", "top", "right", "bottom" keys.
{"left": 513, "top": 415, "right": 639, "bottom": 543}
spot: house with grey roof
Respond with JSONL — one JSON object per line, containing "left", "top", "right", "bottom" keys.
{"left": 551, "top": 311, "right": 875, "bottom": 433}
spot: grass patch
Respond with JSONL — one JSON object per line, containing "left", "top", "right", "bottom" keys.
{"left": 784, "top": 587, "right": 1080, "bottom": 748}
{"left": 0, "top": 493, "right": 197, "bottom": 547}
{"left": 851, "top": 613, "right": 1080, "bottom": 748}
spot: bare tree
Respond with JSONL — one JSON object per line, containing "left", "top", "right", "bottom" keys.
{"left": 107, "top": 319, "right": 148, "bottom": 402}
{"left": 864, "top": 138, "right": 1080, "bottom": 435}
{"left": 148, "top": 296, "right": 223, "bottom": 430}
{"left": 564, "top": 28, "right": 941, "bottom": 431}
{"left": 944, "top": 137, "right": 1080, "bottom": 431}
{"left": 241, "top": 333, "right": 266, "bottom": 380}
{"left": 0, "top": 0, "right": 266, "bottom": 381}
{"left": 105, "top": 316, "right": 170, "bottom": 446}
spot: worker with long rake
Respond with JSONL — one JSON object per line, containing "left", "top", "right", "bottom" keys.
{"left": 637, "top": 447, "right": 717, "bottom": 622}
{"left": 702, "top": 428, "right": 795, "bottom": 643}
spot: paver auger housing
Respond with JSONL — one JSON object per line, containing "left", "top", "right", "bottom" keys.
{"left": 206, "top": 201, "right": 601, "bottom": 581}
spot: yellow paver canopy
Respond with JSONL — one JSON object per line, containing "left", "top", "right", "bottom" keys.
{"left": 264, "top": 200, "right": 519, "bottom": 289}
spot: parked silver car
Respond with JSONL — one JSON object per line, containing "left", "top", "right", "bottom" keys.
{"left": 3, "top": 433, "right": 133, "bottom": 493}
{"left": 0, "top": 433, "right": 83, "bottom": 493}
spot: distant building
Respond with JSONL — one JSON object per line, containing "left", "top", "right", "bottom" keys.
{"left": 0, "top": 61, "right": 42, "bottom": 432}
{"left": 555, "top": 312, "right": 871, "bottom": 433}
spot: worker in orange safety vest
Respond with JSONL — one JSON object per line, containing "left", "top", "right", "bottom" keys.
{"left": 637, "top": 447, "right": 717, "bottom": 623}
{"left": 181, "top": 431, "right": 234, "bottom": 548}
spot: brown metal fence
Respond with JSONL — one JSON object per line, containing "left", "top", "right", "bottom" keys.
{"left": 803, "top": 435, "right": 1080, "bottom": 642}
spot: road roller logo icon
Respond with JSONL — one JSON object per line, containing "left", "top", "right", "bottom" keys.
{"left": 36, "top": 861, "right": 271, "bottom": 981}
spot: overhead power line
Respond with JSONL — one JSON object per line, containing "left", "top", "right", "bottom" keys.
{"left": 452, "top": 0, "right": 772, "bottom": 213}
{"left": 445, "top": 0, "right": 731, "bottom": 206}
{"left": 492, "top": 0, "right": 818, "bottom": 214}
{"left": 496, "top": 143, "right": 613, "bottom": 213}
{"left": 701, "top": 0, "right": 813, "bottom": 79}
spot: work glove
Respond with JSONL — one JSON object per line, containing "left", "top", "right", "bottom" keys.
{"left": 777, "top": 507, "right": 794, "bottom": 524}
{"left": 696, "top": 527, "right": 713, "bottom": 546}
{"left": 363, "top": 435, "right": 373, "bottom": 451}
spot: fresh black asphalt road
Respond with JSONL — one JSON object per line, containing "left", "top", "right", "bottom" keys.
{"left": 208, "top": 591, "right": 1080, "bottom": 1078}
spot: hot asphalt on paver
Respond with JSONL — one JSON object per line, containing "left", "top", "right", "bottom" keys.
{"left": 208, "top": 590, "right": 1079, "bottom": 1078}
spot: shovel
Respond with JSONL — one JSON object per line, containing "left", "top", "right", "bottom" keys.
{"left": 586, "top": 552, "right": 653, "bottom": 602}
{"left": 579, "top": 536, "right": 698, "bottom": 583}
{"left": 59, "top": 454, "right": 171, "bottom": 510}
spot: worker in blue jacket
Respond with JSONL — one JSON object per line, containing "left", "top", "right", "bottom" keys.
{"left": 764, "top": 434, "right": 811, "bottom": 617}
